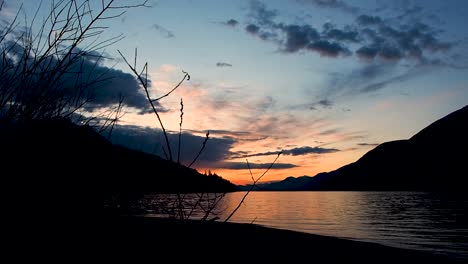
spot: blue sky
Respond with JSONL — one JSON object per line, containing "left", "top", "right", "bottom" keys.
{"left": 3, "top": 0, "right": 468, "bottom": 183}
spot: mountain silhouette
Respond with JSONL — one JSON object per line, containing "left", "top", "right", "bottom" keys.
{"left": 0, "top": 118, "right": 237, "bottom": 216}
{"left": 256, "top": 105, "right": 468, "bottom": 191}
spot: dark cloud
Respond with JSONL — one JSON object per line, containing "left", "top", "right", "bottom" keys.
{"left": 228, "top": 1, "right": 461, "bottom": 102}
{"left": 245, "top": 24, "right": 260, "bottom": 35}
{"left": 309, "top": 99, "right": 334, "bottom": 110}
{"left": 356, "top": 22, "right": 453, "bottom": 63}
{"left": 236, "top": 2, "right": 454, "bottom": 65}
{"left": 248, "top": 0, "right": 278, "bottom": 26}
{"left": 85, "top": 69, "right": 152, "bottom": 112}
{"left": 150, "top": 24, "right": 175, "bottom": 38}
{"left": 221, "top": 162, "right": 297, "bottom": 170}
{"left": 272, "top": 22, "right": 352, "bottom": 56}
{"left": 232, "top": 146, "right": 339, "bottom": 159}
{"left": 278, "top": 24, "right": 319, "bottom": 52}
{"left": 357, "top": 143, "right": 379, "bottom": 147}
{"left": 109, "top": 125, "right": 237, "bottom": 167}
{"left": 295, "top": 0, "right": 358, "bottom": 13}
{"left": 108, "top": 125, "right": 301, "bottom": 172}
{"left": 0, "top": 42, "right": 153, "bottom": 112}
{"left": 307, "top": 40, "right": 351, "bottom": 57}
{"left": 323, "top": 25, "right": 360, "bottom": 42}
{"left": 66, "top": 52, "right": 154, "bottom": 112}
{"left": 356, "top": 46, "right": 379, "bottom": 60}
{"left": 258, "top": 31, "right": 277, "bottom": 41}
{"left": 224, "top": 19, "right": 239, "bottom": 27}
{"left": 284, "top": 146, "right": 338, "bottom": 155}
{"left": 216, "top": 62, "right": 233, "bottom": 67}
{"left": 378, "top": 46, "right": 403, "bottom": 61}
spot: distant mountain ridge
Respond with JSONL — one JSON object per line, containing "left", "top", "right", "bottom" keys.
{"left": 252, "top": 105, "right": 468, "bottom": 191}
{"left": 238, "top": 176, "right": 312, "bottom": 191}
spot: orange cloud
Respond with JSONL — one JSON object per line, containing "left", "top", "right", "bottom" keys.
{"left": 115, "top": 71, "right": 371, "bottom": 185}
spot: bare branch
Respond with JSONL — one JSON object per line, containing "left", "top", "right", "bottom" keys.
{"left": 187, "top": 193, "right": 203, "bottom": 219}
{"left": 177, "top": 98, "right": 183, "bottom": 164}
{"left": 151, "top": 70, "right": 190, "bottom": 102}
{"left": 175, "top": 193, "right": 185, "bottom": 220}
{"left": 247, "top": 159, "right": 255, "bottom": 183}
{"left": 108, "top": 0, "right": 150, "bottom": 9}
{"left": 224, "top": 152, "right": 282, "bottom": 222}
{"left": 188, "top": 131, "right": 209, "bottom": 168}
{"left": 98, "top": 11, "right": 126, "bottom": 20}
{"left": 118, "top": 49, "right": 174, "bottom": 161}
{"left": 161, "top": 146, "right": 169, "bottom": 160}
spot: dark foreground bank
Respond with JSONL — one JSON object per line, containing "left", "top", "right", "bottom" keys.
{"left": 5, "top": 215, "right": 462, "bottom": 262}
{"left": 98, "top": 216, "right": 462, "bottom": 263}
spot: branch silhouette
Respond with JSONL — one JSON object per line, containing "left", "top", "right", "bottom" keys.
{"left": 225, "top": 152, "right": 282, "bottom": 222}
{"left": 188, "top": 131, "right": 210, "bottom": 168}
{"left": 118, "top": 49, "right": 191, "bottom": 162}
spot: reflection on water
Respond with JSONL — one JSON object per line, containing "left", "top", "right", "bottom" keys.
{"left": 216, "top": 192, "right": 468, "bottom": 259}
{"left": 139, "top": 193, "right": 225, "bottom": 219}
{"left": 144, "top": 191, "right": 468, "bottom": 259}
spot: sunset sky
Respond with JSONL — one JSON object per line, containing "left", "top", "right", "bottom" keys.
{"left": 3, "top": 0, "right": 468, "bottom": 184}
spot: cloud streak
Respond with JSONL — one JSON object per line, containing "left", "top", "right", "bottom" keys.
{"left": 309, "top": 99, "right": 334, "bottom": 110}
{"left": 216, "top": 62, "right": 233, "bottom": 67}
{"left": 357, "top": 143, "right": 379, "bottom": 147}
{"left": 232, "top": 146, "right": 339, "bottom": 159}
{"left": 223, "top": 19, "right": 239, "bottom": 27}
{"left": 221, "top": 162, "right": 298, "bottom": 170}
{"left": 150, "top": 24, "right": 175, "bottom": 38}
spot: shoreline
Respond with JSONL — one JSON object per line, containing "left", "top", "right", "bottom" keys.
{"left": 100, "top": 215, "right": 463, "bottom": 263}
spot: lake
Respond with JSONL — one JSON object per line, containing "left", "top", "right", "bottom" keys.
{"left": 143, "top": 191, "right": 468, "bottom": 259}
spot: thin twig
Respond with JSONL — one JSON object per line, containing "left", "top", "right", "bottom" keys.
{"left": 151, "top": 71, "right": 190, "bottom": 102}
{"left": 224, "top": 152, "right": 282, "bottom": 222}
{"left": 177, "top": 98, "right": 183, "bottom": 164}
{"left": 247, "top": 159, "right": 255, "bottom": 183}
{"left": 187, "top": 193, "right": 204, "bottom": 219}
{"left": 176, "top": 193, "right": 184, "bottom": 220}
{"left": 188, "top": 131, "right": 209, "bottom": 168}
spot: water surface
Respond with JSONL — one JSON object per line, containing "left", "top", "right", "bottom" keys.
{"left": 141, "top": 191, "right": 467, "bottom": 258}
{"left": 214, "top": 192, "right": 468, "bottom": 259}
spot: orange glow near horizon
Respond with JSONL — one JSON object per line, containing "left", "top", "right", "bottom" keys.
{"left": 196, "top": 148, "right": 368, "bottom": 185}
